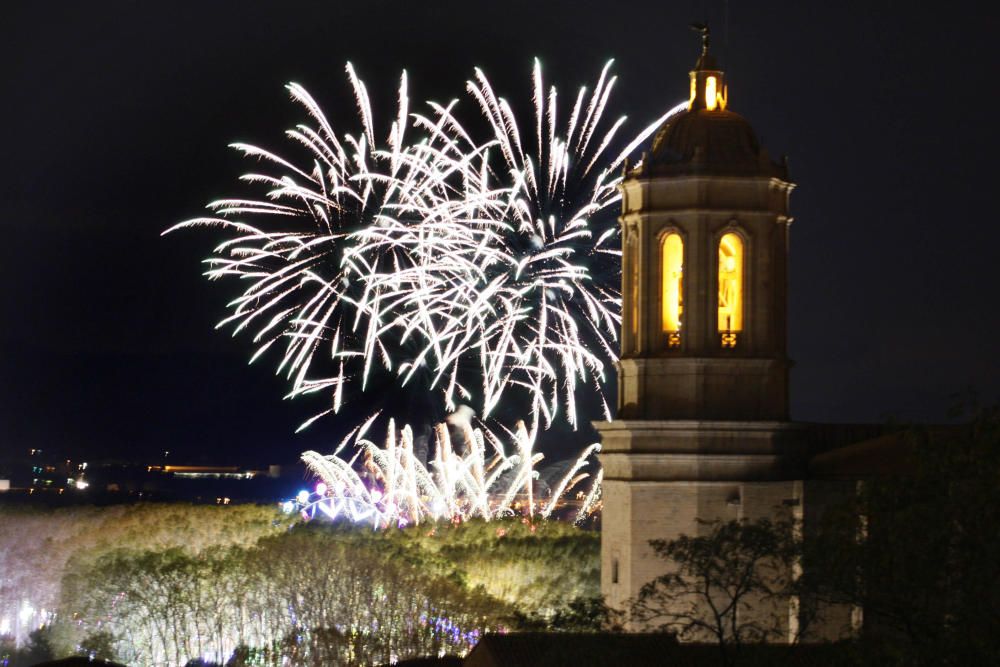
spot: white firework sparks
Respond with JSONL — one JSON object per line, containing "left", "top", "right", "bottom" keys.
{"left": 165, "top": 65, "right": 497, "bottom": 428}
{"left": 296, "top": 417, "right": 602, "bottom": 529}
{"left": 168, "top": 60, "right": 685, "bottom": 433}
{"left": 419, "top": 59, "right": 685, "bottom": 430}
{"left": 170, "top": 61, "right": 687, "bottom": 530}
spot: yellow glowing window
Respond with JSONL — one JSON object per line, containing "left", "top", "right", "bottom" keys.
{"left": 661, "top": 234, "right": 683, "bottom": 335}
{"left": 705, "top": 76, "right": 718, "bottom": 111}
{"left": 718, "top": 232, "right": 743, "bottom": 335}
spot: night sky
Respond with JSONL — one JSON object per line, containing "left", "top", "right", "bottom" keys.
{"left": 2, "top": 1, "right": 996, "bottom": 464}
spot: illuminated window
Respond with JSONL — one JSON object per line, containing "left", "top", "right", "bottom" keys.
{"left": 628, "top": 236, "right": 639, "bottom": 344}
{"left": 661, "top": 233, "right": 683, "bottom": 348}
{"left": 718, "top": 232, "right": 744, "bottom": 347}
{"left": 705, "top": 76, "right": 718, "bottom": 111}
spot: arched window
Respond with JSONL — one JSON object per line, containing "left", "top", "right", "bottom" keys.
{"left": 661, "top": 233, "right": 683, "bottom": 348}
{"left": 718, "top": 232, "right": 744, "bottom": 348}
{"left": 628, "top": 235, "right": 639, "bottom": 346}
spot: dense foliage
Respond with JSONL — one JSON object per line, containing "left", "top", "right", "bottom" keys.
{"left": 0, "top": 504, "right": 598, "bottom": 666}
{"left": 0, "top": 504, "right": 287, "bottom": 645}
{"left": 801, "top": 406, "right": 1000, "bottom": 665}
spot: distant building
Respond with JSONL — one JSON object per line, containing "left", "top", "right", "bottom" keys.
{"left": 0, "top": 447, "right": 307, "bottom": 505}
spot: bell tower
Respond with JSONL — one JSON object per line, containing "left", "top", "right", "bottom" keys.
{"left": 598, "top": 28, "right": 804, "bottom": 625}
{"left": 618, "top": 27, "right": 794, "bottom": 422}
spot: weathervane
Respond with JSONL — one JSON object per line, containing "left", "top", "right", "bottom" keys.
{"left": 690, "top": 22, "right": 710, "bottom": 54}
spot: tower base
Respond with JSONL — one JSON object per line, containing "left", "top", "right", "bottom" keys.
{"left": 596, "top": 420, "right": 852, "bottom": 640}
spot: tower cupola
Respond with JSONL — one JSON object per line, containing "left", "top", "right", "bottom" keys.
{"left": 635, "top": 24, "right": 788, "bottom": 179}
{"left": 688, "top": 23, "right": 727, "bottom": 112}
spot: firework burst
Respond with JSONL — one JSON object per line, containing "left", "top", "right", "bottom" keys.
{"left": 168, "top": 61, "right": 684, "bottom": 434}
{"left": 423, "top": 59, "right": 686, "bottom": 429}
{"left": 166, "top": 65, "right": 500, "bottom": 430}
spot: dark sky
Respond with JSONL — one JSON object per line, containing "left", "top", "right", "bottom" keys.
{"left": 1, "top": 1, "right": 996, "bottom": 463}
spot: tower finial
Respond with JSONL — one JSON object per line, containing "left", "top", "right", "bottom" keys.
{"left": 690, "top": 22, "right": 710, "bottom": 55}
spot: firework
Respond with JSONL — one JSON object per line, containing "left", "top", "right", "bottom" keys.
{"left": 293, "top": 416, "right": 602, "bottom": 529}
{"left": 168, "top": 61, "right": 685, "bottom": 433}
{"left": 170, "top": 62, "right": 686, "bottom": 530}
{"left": 356, "top": 60, "right": 688, "bottom": 431}
{"left": 437, "top": 60, "right": 676, "bottom": 429}
{"left": 165, "top": 65, "right": 498, "bottom": 429}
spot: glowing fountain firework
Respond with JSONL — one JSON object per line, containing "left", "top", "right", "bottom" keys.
{"left": 292, "top": 414, "right": 603, "bottom": 529}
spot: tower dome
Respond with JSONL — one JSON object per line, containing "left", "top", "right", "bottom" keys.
{"left": 648, "top": 109, "right": 785, "bottom": 176}
{"left": 636, "top": 25, "right": 787, "bottom": 178}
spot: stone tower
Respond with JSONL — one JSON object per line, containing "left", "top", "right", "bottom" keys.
{"left": 597, "top": 32, "right": 803, "bottom": 628}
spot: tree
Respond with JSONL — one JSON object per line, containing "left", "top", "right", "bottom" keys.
{"left": 14, "top": 626, "right": 55, "bottom": 666}
{"left": 4, "top": 504, "right": 596, "bottom": 665}
{"left": 510, "top": 595, "right": 621, "bottom": 632}
{"left": 1, "top": 635, "right": 16, "bottom": 667}
{"left": 79, "top": 630, "right": 118, "bottom": 663}
{"left": 801, "top": 405, "right": 1000, "bottom": 665}
{"left": 630, "top": 518, "right": 800, "bottom": 667}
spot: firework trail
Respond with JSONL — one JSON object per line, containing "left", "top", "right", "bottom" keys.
{"left": 447, "top": 59, "right": 640, "bottom": 429}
